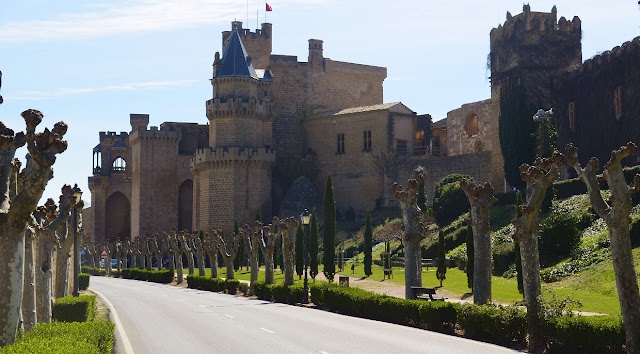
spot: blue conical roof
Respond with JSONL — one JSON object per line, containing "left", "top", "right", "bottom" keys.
{"left": 217, "top": 30, "right": 259, "bottom": 79}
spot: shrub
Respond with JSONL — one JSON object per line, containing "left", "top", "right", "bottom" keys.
{"left": 225, "top": 279, "right": 240, "bottom": 295}
{"left": 310, "top": 283, "right": 326, "bottom": 306}
{"left": 52, "top": 295, "right": 97, "bottom": 323}
{"left": 186, "top": 275, "right": 199, "bottom": 289}
{"left": 418, "top": 301, "right": 459, "bottom": 333}
{"left": 492, "top": 241, "right": 515, "bottom": 276}
{"left": 254, "top": 281, "right": 271, "bottom": 300}
{"left": 238, "top": 282, "right": 249, "bottom": 295}
{"left": 457, "top": 303, "right": 527, "bottom": 347}
{"left": 81, "top": 266, "right": 106, "bottom": 276}
{"left": 494, "top": 191, "right": 517, "bottom": 206}
{"left": 433, "top": 174, "right": 473, "bottom": 226}
{"left": 147, "top": 269, "right": 173, "bottom": 283}
{"left": 539, "top": 212, "right": 580, "bottom": 267}
{"left": 79, "top": 273, "right": 90, "bottom": 290}
{"left": 0, "top": 321, "right": 114, "bottom": 354}
{"left": 543, "top": 315, "right": 624, "bottom": 353}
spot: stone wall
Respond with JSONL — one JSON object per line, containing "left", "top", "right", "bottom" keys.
{"left": 446, "top": 99, "right": 493, "bottom": 156}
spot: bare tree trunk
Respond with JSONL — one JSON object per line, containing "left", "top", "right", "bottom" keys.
{"left": 168, "top": 231, "right": 183, "bottom": 284}
{"left": 180, "top": 232, "right": 195, "bottom": 276}
{"left": 215, "top": 229, "right": 240, "bottom": 280}
{"left": 460, "top": 180, "right": 497, "bottom": 305}
{"left": 150, "top": 235, "right": 161, "bottom": 270}
{"left": 163, "top": 234, "right": 175, "bottom": 274}
{"left": 513, "top": 151, "right": 565, "bottom": 352}
{"left": 392, "top": 171, "right": 434, "bottom": 299}
{"left": 36, "top": 230, "right": 55, "bottom": 324}
{"left": 260, "top": 221, "right": 278, "bottom": 285}
{"left": 22, "top": 226, "right": 37, "bottom": 332}
{"left": 204, "top": 232, "right": 219, "bottom": 278}
{"left": 281, "top": 217, "right": 298, "bottom": 286}
{"left": 244, "top": 223, "right": 262, "bottom": 295}
{"left": 54, "top": 220, "right": 73, "bottom": 299}
{"left": 567, "top": 143, "right": 640, "bottom": 353}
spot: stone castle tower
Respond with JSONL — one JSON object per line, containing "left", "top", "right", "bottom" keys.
{"left": 191, "top": 26, "right": 275, "bottom": 233}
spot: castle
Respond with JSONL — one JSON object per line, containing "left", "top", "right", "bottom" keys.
{"left": 85, "top": 5, "right": 640, "bottom": 243}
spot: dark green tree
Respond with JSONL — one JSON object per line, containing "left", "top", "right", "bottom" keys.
{"left": 433, "top": 174, "right": 473, "bottom": 226}
{"left": 465, "top": 221, "right": 474, "bottom": 292}
{"left": 295, "top": 224, "right": 304, "bottom": 280}
{"left": 363, "top": 211, "right": 373, "bottom": 277}
{"left": 255, "top": 209, "right": 261, "bottom": 223}
{"left": 309, "top": 208, "right": 319, "bottom": 281}
{"left": 515, "top": 191, "right": 524, "bottom": 295}
{"left": 323, "top": 175, "right": 336, "bottom": 282}
{"left": 498, "top": 77, "right": 536, "bottom": 190}
{"left": 436, "top": 231, "right": 447, "bottom": 287}
{"left": 233, "top": 220, "right": 243, "bottom": 271}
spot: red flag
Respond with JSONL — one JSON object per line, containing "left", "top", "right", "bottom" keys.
{"left": 266, "top": 3, "right": 272, "bottom": 11}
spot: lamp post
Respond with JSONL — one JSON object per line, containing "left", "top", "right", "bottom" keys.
{"left": 72, "top": 184, "right": 83, "bottom": 297}
{"left": 300, "top": 208, "right": 311, "bottom": 304}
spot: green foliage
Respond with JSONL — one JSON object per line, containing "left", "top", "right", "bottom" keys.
{"left": 436, "top": 231, "right": 447, "bottom": 286}
{"left": 81, "top": 266, "right": 106, "bottom": 276}
{"left": 273, "top": 154, "right": 320, "bottom": 197}
{"left": 79, "top": 273, "right": 90, "bottom": 290}
{"left": 465, "top": 223, "right": 474, "bottom": 291}
{"left": 363, "top": 212, "right": 373, "bottom": 277}
{"left": 498, "top": 77, "right": 536, "bottom": 191}
{"left": 538, "top": 212, "right": 581, "bottom": 267}
{"left": 418, "top": 301, "right": 459, "bottom": 333}
{"left": 52, "top": 295, "right": 97, "bottom": 323}
{"left": 494, "top": 191, "right": 517, "bottom": 206}
{"left": 543, "top": 315, "right": 625, "bottom": 353}
{"left": 295, "top": 225, "right": 304, "bottom": 279}
{"left": 309, "top": 208, "right": 319, "bottom": 280}
{"left": 253, "top": 281, "right": 271, "bottom": 300}
{"left": 0, "top": 321, "right": 114, "bottom": 354}
{"left": 457, "top": 303, "right": 527, "bottom": 347}
{"left": 267, "top": 283, "right": 305, "bottom": 304}
{"left": 225, "top": 279, "right": 240, "bottom": 295}
{"left": 323, "top": 174, "right": 336, "bottom": 282}
{"left": 433, "top": 174, "right": 473, "bottom": 226}
{"left": 535, "top": 116, "right": 558, "bottom": 159}
{"left": 120, "top": 267, "right": 173, "bottom": 283}
{"left": 515, "top": 191, "right": 524, "bottom": 294}
{"left": 187, "top": 275, "right": 236, "bottom": 294}
{"left": 492, "top": 241, "right": 515, "bottom": 276}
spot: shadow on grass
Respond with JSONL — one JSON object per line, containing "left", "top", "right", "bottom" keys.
{"left": 461, "top": 292, "right": 473, "bottom": 300}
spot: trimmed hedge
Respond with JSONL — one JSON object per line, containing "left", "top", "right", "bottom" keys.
{"left": 186, "top": 275, "right": 243, "bottom": 295}
{"left": 79, "top": 273, "right": 90, "bottom": 290}
{"left": 81, "top": 266, "right": 106, "bottom": 276}
{"left": 120, "top": 267, "right": 173, "bottom": 283}
{"left": 0, "top": 321, "right": 114, "bottom": 354}
{"left": 457, "top": 303, "right": 527, "bottom": 347}
{"left": 52, "top": 295, "right": 97, "bottom": 323}
{"left": 543, "top": 315, "right": 624, "bottom": 353}
{"left": 225, "top": 279, "right": 240, "bottom": 295}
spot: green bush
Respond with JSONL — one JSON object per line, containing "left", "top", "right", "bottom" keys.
{"left": 418, "top": 301, "right": 459, "bottom": 333}
{"left": 432, "top": 174, "right": 473, "bottom": 226}
{"left": 539, "top": 212, "right": 580, "bottom": 267}
{"left": 543, "top": 315, "right": 624, "bottom": 353}
{"left": 457, "top": 303, "right": 526, "bottom": 347}
{"left": 269, "top": 283, "right": 289, "bottom": 303}
{"left": 225, "top": 279, "right": 240, "bottom": 295}
{"left": 494, "top": 191, "right": 517, "bottom": 206}
{"left": 79, "top": 273, "right": 90, "bottom": 290}
{"left": 238, "top": 282, "right": 249, "bottom": 295}
{"left": 81, "top": 266, "right": 106, "bottom": 276}
{"left": 310, "top": 283, "right": 326, "bottom": 306}
{"left": 52, "top": 295, "right": 97, "bottom": 323}
{"left": 254, "top": 281, "right": 271, "bottom": 300}
{"left": 492, "top": 241, "right": 515, "bottom": 276}
{"left": 0, "top": 321, "right": 114, "bottom": 354}
{"left": 186, "top": 275, "right": 199, "bottom": 289}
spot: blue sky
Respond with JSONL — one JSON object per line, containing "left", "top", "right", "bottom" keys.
{"left": 1, "top": 0, "right": 638, "bottom": 206}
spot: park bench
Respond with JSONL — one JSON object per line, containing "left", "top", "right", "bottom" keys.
{"left": 411, "top": 286, "right": 446, "bottom": 301}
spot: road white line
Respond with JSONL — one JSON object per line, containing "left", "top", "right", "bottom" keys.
{"left": 319, "top": 351, "right": 331, "bottom": 354}
{"left": 224, "top": 314, "right": 234, "bottom": 318}
{"left": 198, "top": 305, "right": 206, "bottom": 308}
{"left": 260, "top": 327, "right": 275, "bottom": 334}
{"left": 91, "top": 289, "right": 134, "bottom": 354}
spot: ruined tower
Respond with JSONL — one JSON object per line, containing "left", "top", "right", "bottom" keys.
{"left": 192, "top": 27, "right": 275, "bottom": 234}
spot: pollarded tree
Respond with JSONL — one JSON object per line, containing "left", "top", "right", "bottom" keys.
{"left": 233, "top": 220, "right": 244, "bottom": 271}
{"left": 281, "top": 217, "right": 299, "bottom": 286}
{"left": 243, "top": 222, "right": 262, "bottom": 295}
{"left": 566, "top": 143, "right": 640, "bottom": 353}
{"left": 259, "top": 218, "right": 279, "bottom": 284}
{"left": 192, "top": 233, "right": 206, "bottom": 276}
{"left": 323, "top": 175, "right": 336, "bottom": 282}
{"left": 465, "top": 220, "right": 473, "bottom": 292}
{"left": 436, "top": 231, "right": 446, "bottom": 287}
{"left": 460, "top": 179, "right": 497, "bottom": 304}
{"left": 0, "top": 109, "right": 68, "bottom": 346}
{"left": 309, "top": 209, "right": 319, "bottom": 282}
{"left": 203, "top": 232, "right": 219, "bottom": 278}
{"left": 295, "top": 224, "right": 304, "bottom": 280}
{"left": 363, "top": 211, "right": 373, "bottom": 277}
{"left": 181, "top": 231, "right": 195, "bottom": 275}
{"left": 392, "top": 171, "right": 438, "bottom": 299}
{"left": 168, "top": 230, "right": 184, "bottom": 283}
{"left": 513, "top": 151, "right": 565, "bottom": 352}
{"left": 214, "top": 228, "right": 241, "bottom": 280}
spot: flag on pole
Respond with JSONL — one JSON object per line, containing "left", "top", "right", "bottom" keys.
{"left": 266, "top": 3, "right": 273, "bottom": 11}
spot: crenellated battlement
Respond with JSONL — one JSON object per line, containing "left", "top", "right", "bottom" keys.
{"left": 99, "top": 131, "right": 129, "bottom": 140}
{"left": 191, "top": 146, "right": 275, "bottom": 170}
{"left": 490, "top": 5, "right": 580, "bottom": 45}
{"left": 206, "top": 97, "right": 274, "bottom": 119}
{"left": 557, "top": 36, "right": 640, "bottom": 81}
{"left": 130, "top": 124, "right": 181, "bottom": 143}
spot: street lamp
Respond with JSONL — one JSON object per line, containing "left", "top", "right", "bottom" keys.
{"left": 300, "top": 208, "right": 311, "bottom": 304}
{"left": 72, "top": 184, "right": 82, "bottom": 297}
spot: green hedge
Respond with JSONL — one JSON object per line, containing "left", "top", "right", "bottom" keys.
{"left": 457, "top": 303, "right": 527, "bottom": 347}
{"left": 543, "top": 315, "right": 624, "bottom": 353}
{"left": 120, "top": 267, "right": 173, "bottom": 283}
{"left": 225, "top": 279, "right": 240, "bottom": 295}
{"left": 187, "top": 275, "right": 240, "bottom": 294}
{"left": 0, "top": 321, "right": 114, "bottom": 354}
{"left": 81, "top": 266, "right": 106, "bottom": 276}
{"left": 52, "top": 295, "right": 97, "bottom": 323}
{"left": 79, "top": 273, "right": 90, "bottom": 290}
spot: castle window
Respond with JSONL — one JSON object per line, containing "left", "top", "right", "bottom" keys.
{"left": 363, "top": 130, "right": 372, "bottom": 151}
{"left": 614, "top": 85, "right": 623, "bottom": 120}
{"left": 112, "top": 157, "right": 126, "bottom": 172}
{"left": 396, "top": 139, "right": 407, "bottom": 155}
{"left": 465, "top": 113, "right": 479, "bottom": 137}
{"left": 568, "top": 101, "right": 575, "bottom": 132}
{"left": 337, "top": 133, "right": 345, "bottom": 154}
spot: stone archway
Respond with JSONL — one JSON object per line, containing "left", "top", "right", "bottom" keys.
{"left": 465, "top": 113, "right": 479, "bottom": 137}
{"left": 105, "top": 192, "right": 131, "bottom": 243}
{"left": 178, "top": 179, "right": 193, "bottom": 232}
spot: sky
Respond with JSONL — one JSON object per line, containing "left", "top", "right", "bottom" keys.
{"left": 0, "top": 0, "right": 639, "bottom": 207}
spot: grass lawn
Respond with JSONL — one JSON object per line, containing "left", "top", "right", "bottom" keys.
{"left": 189, "top": 266, "right": 308, "bottom": 286}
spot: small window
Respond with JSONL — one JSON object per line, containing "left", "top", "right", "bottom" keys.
{"left": 396, "top": 139, "right": 407, "bottom": 155}
{"left": 614, "top": 85, "right": 623, "bottom": 120}
{"left": 568, "top": 101, "right": 575, "bottom": 132}
{"left": 465, "top": 113, "right": 479, "bottom": 137}
{"left": 337, "top": 133, "right": 345, "bottom": 154}
{"left": 363, "top": 130, "right": 371, "bottom": 151}
{"left": 112, "top": 157, "right": 126, "bottom": 172}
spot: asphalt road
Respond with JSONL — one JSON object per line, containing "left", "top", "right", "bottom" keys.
{"left": 90, "top": 276, "right": 519, "bottom": 354}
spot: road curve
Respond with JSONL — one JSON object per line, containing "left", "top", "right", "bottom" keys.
{"left": 90, "top": 276, "right": 518, "bottom": 354}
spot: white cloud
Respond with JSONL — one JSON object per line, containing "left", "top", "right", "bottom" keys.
{"left": 0, "top": 0, "right": 266, "bottom": 42}
{"left": 9, "top": 79, "right": 199, "bottom": 100}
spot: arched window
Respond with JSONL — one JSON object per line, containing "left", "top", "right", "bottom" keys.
{"left": 465, "top": 113, "right": 479, "bottom": 137}
{"left": 112, "top": 157, "right": 126, "bottom": 172}
{"left": 105, "top": 192, "right": 130, "bottom": 243}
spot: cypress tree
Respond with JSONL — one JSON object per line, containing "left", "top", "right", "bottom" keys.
{"left": 295, "top": 224, "right": 304, "bottom": 279}
{"left": 363, "top": 211, "right": 373, "bottom": 277}
{"left": 465, "top": 221, "right": 474, "bottom": 292}
{"left": 323, "top": 175, "right": 336, "bottom": 282}
{"left": 515, "top": 191, "right": 524, "bottom": 295}
{"left": 309, "top": 208, "right": 319, "bottom": 281}
{"left": 436, "top": 231, "right": 447, "bottom": 287}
